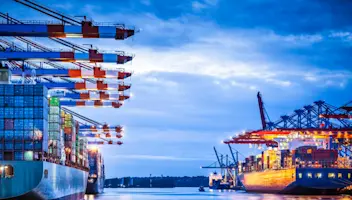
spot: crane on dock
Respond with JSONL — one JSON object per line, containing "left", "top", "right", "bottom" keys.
{"left": 224, "top": 92, "right": 352, "bottom": 157}
{"left": 201, "top": 146, "right": 241, "bottom": 190}
{"left": 0, "top": 0, "right": 136, "bottom": 149}
{"left": 0, "top": 0, "right": 135, "bottom": 40}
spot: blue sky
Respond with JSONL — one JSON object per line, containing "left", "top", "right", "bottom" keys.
{"left": 2, "top": 0, "right": 352, "bottom": 178}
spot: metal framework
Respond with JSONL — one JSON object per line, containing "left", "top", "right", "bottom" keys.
{"left": 0, "top": 0, "right": 136, "bottom": 146}
{"left": 0, "top": 1, "right": 135, "bottom": 40}
{"left": 224, "top": 92, "right": 352, "bottom": 155}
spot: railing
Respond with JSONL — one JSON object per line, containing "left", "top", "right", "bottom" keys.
{"left": 0, "top": 20, "right": 65, "bottom": 25}
{"left": 0, "top": 20, "right": 131, "bottom": 29}
{"left": 0, "top": 47, "right": 75, "bottom": 53}
{"left": 92, "top": 21, "right": 125, "bottom": 28}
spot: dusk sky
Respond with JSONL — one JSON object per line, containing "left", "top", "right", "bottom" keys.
{"left": 2, "top": 0, "right": 352, "bottom": 178}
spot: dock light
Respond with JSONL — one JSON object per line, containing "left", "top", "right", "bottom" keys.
{"left": 89, "top": 145, "right": 99, "bottom": 151}
{"left": 4, "top": 166, "right": 7, "bottom": 169}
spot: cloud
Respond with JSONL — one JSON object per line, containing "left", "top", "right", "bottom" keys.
{"left": 52, "top": 3, "right": 73, "bottom": 10}
{"left": 265, "top": 78, "right": 292, "bottom": 87}
{"left": 88, "top": 12, "right": 352, "bottom": 95}
{"left": 192, "top": 1, "right": 208, "bottom": 11}
{"left": 192, "top": 0, "right": 218, "bottom": 11}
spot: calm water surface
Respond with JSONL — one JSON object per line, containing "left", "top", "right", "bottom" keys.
{"left": 84, "top": 188, "right": 352, "bottom": 200}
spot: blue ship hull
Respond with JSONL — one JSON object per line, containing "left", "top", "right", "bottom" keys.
{"left": 0, "top": 161, "right": 88, "bottom": 200}
{"left": 86, "top": 177, "right": 104, "bottom": 194}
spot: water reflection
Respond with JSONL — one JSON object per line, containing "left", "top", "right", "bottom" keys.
{"left": 84, "top": 188, "right": 352, "bottom": 200}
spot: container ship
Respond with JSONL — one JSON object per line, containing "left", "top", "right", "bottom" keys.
{"left": 221, "top": 92, "right": 352, "bottom": 194}
{"left": 237, "top": 146, "right": 352, "bottom": 194}
{"left": 86, "top": 148, "right": 105, "bottom": 194}
{"left": 0, "top": 0, "right": 135, "bottom": 199}
{"left": 0, "top": 84, "right": 89, "bottom": 200}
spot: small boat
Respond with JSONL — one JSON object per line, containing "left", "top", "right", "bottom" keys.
{"left": 199, "top": 186, "right": 205, "bottom": 192}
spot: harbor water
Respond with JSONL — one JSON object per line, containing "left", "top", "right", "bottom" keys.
{"left": 84, "top": 188, "right": 351, "bottom": 200}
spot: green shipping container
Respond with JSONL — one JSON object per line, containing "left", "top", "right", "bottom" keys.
{"left": 24, "top": 151, "right": 33, "bottom": 161}
{"left": 49, "top": 97, "right": 60, "bottom": 106}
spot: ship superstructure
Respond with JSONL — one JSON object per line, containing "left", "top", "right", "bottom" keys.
{"left": 86, "top": 148, "right": 105, "bottom": 194}
{"left": 221, "top": 92, "right": 352, "bottom": 194}
{"left": 0, "top": 0, "right": 135, "bottom": 199}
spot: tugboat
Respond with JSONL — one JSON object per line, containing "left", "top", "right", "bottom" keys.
{"left": 199, "top": 186, "right": 205, "bottom": 192}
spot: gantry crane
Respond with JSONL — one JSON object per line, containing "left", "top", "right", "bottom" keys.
{"left": 61, "top": 107, "right": 124, "bottom": 145}
{"left": 224, "top": 92, "right": 352, "bottom": 157}
{"left": 0, "top": 0, "right": 137, "bottom": 147}
{"left": 0, "top": 0, "right": 135, "bottom": 40}
{"left": 0, "top": 26, "right": 132, "bottom": 107}
{"left": 201, "top": 146, "right": 240, "bottom": 189}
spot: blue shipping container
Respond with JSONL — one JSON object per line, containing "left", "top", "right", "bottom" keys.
{"left": 34, "top": 96, "right": 45, "bottom": 107}
{"left": 34, "top": 141, "right": 42, "bottom": 150}
{"left": 24, "top": 130, "right": 33, "bottom": 140}
{"left": 4, "top": 96, "right": 14, "bottom": 107}
{"left": 14, "top": 151, "right": 23, "bottom": 160}
{"left": 15, "top": 143, "right": 23, "bottom": 150}
{"left": 14, "top": 96, "right": 24, "bottom": 107}
{"left": 4, "top": 108, "right": 14, "bottom": 118}
{"left": 24, "top": 108, "right": 33, "bottom": 118}
{"left": 0, "top": 119, "right": 3, "bottom": 129}
{"left": 14, "top": 130, "right": 23, "bottom": 140}
{"left": 14, "top": 119, "right": 24, "bottom": 130}
{"left": 5, "top": 142, "right": 13, "bottom": 150}
{"left": 34, "top": 85, "right": 48, "bottom": 96}
{"left": 14, "top": 108, "right": 24, "bottom": 118}
{"left": 25, "top": 142, "right": 33, "bottom": 150}
{"left": 0, "top": 85, "right": 4, "bottom": 94}
{"left": 14, "top": 85, "right": 24, "bottom": 95}
{"left": 23, "top": 85, "right": 34, "bottom": 95}
{"left": 33, "top": 119, "right": 44, "bottom": 130}
{"left": 4, "top": 130, "right": 13, "bottom": 140}
{"left": 24, "top": 96, "right": 34, "bottom": 107}
{"left": 0, "top": 96, "right": 4, "bottom": 107}
{"left": 4, "top": 85, "right": 14, "bottom": 95}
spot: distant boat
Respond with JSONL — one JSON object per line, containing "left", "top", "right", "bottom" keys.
{"left": 199, "top": 186, "right": 205, "bottom": 192}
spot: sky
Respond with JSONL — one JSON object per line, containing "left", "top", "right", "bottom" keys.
{"left": 1, "top": 0, "right": 352, "bottom": 178}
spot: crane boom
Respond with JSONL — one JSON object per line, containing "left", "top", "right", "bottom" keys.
{"left": 14, "top": 0, "right": 82, "bottom": 25}
{"left": 257, "top": 92, "right": 267, "bottom": 130}
{"left": 61, "top": 107, "right": 102, "bottom": 125}
{"left": 228, "top": 144, "right": 237, "bottom": 164}
{"left": 213, "top": 146, "right": 223, "bottom": 167}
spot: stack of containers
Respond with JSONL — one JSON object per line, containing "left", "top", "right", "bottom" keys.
{"left": 0, "top": 84, "right": 48, "bottom": 161}
{"left": 72, "top": 121, "right": 78, "bottom": 163}
{"left": 48, "top": 97, "right": 61, "bottom": 160}
{"left": 63, "top": 110, "right": 77, "bottom": 164}
{"left": 77, "top": 137, "right": 88, "bottom": 168}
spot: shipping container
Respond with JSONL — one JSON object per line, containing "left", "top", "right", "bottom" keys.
{"left": 14, "top": 85, "right": 24, "bottom": 95}
{"left": 49, "top": 97, "right": 60, "bottom": 107}
{"left": 4, "top": 85, "right": 14, "bottom": 95}
{"left": 24, "top": 150, "right": 33, "bottom": 160}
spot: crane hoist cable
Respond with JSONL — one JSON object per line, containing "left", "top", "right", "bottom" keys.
{"left": 13, "top": 0, "right": 82, "bottom": 25}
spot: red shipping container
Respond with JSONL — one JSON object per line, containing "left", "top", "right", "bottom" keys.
{"left": 312, "top": 149, "right": 338, "bottom": 161}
